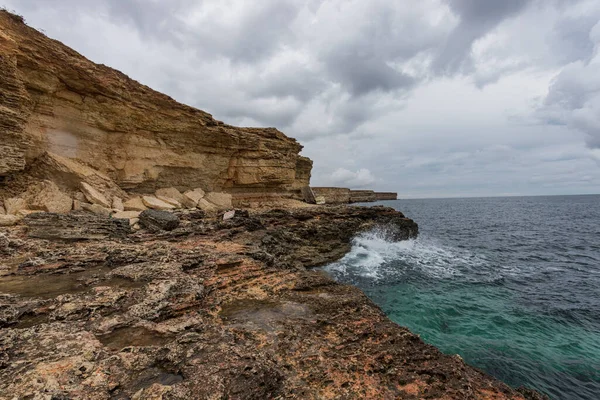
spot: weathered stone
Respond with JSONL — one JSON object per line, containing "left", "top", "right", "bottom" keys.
{"left": 129, "top": 218, "right": 140, "bottom": 226}
{"left": 223, "top": 210, "right": 236, "bottom": 221}
{"left": 4, "top": 196, "right": 27, "bottom": 215}
{"left": 81, "top": 182, "right": 111, "bottom": 208}
{"left": 112, "top": 197, "right": 124, "bottom": 211}
{"left": 74, "top": 192, "right": 87, "bottom": 202}
{"left": 204, "top": 192, "right": 232, "bottom": 209}
{"left": 81, "top": 203, "right": 112, "bottom": 217}
{"left": 73, "top": 200, "right": 85, "bottom": 211}
{"left": 315, "top": 196, "right": 326, "bottom": 205}
{"left": 23, "top": 212, "right": 130, "bottom": 240}
{"left": 183, "top": 188, "right": 205, "bottom": 207}
{"left": 196, "top": 198, "right": 218, "bottom": 212}
{"left": 123, "top": 197, "right": 147, "bottom": 212}
{"left": 142, "top": 196, "right": 176, "bottom": 211}
{"left": 27, "top": 180, "right": 72, "bottom": 213}
{"left": 139, "top": 209, "right": 179, "bottom": 231}
{"left": 156, "top": 195, "right": 182, "bottom": 209}
{"left": 112, "top": 211, "right": 141, "bottom": 220}
{"left": 0, "top": 214, "right": 21, "bottom": 226}
{"left": 156, "top": 188, "right": 186, "bottom": 205}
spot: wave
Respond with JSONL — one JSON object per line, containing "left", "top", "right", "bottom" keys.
{"left": 324, "top": 229, "right": 500, "bottom": 283}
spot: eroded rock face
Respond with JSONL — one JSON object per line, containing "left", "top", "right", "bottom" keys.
{"left": 0, "top": 10, "right": 310, "bottom": 202}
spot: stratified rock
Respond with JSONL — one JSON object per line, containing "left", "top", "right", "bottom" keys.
{"left": 204, "top": 192, "right": 232, "bottom": 209}
{"left": 312, "top": 187, "right": 351, "bottom": 204}
{"left": 139, "top": 209, "right": 179, "bottom": 231}
{"left": 123, "top": 197, "right": 147, "bottom": 212}
{"left": 183, "top": 188, "right": 205, "bottom": 207}
{"left": 0, "top": 215, "right": 21, "bottom": 226}
{"left": 142, "top": 196, "right": 175, "bottom": 211}
{"left": 23, "top": 212, "right": 130, "bottom": 240}
{"left": 0, "top": 11, "right": 311, "bottom": 203}
{"left": 81, "top": 182, "right": 111, "bottom": 208}
{"left": 112, "top": 197, "right": 124, "bottom": 211}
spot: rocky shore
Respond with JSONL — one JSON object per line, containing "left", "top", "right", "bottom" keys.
{"left": 0, "top": 206, "right": 547, "bottom": 399}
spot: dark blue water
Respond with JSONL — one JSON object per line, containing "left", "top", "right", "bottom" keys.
{"left": 324, "top": 195, "right": 600, "bottom": 400}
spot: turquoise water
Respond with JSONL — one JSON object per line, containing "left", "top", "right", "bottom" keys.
{"left": 324, "top": 195, "right": 600, "bottom": 399}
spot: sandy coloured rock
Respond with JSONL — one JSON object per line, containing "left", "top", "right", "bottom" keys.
{"left": 0, "top": 214, "right": 21, "bottom": 226}
{"left": 183, "top": 188, "right": 205, "bottom": 207}
{"left": 27, "top": 180, "right": 72, "bottom": 213}
{"left": 4, "top": 197, "right": 27, "bottom": 215}
{"left": 81, "top": 203, "right": 112, "bottom": 217}
{"left": 156, "top": 188, "right": 188, "bottom": 206}
{"left": 156, "top": 195, "right": 182, "bottom": 208}
{"left": 204, "top": 192, "right": 233, "bottom": 209}
{"left": 112, "top": 211, "right": 142, "bottom": 220}
{"left": 112, "top": 197, "right": 124, "bottom": 211}
{"left": 123, "top": 197, "right": 148, "bottom": 212}
{"left": 142, "top": 196, "right": 176, "bottom": 211}
{"left": 81, "top": 182, "right": 111, "bottom": 208}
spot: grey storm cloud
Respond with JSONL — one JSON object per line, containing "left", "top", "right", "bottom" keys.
{"left": 3, "top": 0, "right": 600, "bottom": 196}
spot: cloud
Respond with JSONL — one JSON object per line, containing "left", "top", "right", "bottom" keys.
{"left": 3, "top": 0, "right": 600, "bottom": 196}
{"left": 327, "top": 168, "right": 377, "bottom": 188}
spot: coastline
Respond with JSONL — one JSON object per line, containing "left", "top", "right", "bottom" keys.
{"left": 0, "top": 205, "right": 545, "bottom": 399}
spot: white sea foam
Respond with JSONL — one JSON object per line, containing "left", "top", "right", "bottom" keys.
{"left": 324, "top": 230, "right": 494, "bottom": 282}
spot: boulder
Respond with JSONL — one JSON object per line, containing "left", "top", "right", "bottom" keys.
{"left": 4, "top": 197, "right": 26, "bottom": 215}
{"left": 204, "top": 192, "right": 232, "bottom": 209}
{"left": 81, "top": 182, "right": 111, "bottom": 208}
{"left": 28, "top": 180, "right": 72, "bottom": 213}
{"left": 81, "top": 203, "right": 112, "bottom": 217}
{"left": 123, "top": 197, "right": 147, "bottom": 212}
{"left": 112, "top": 197, "right": 124, "bottom": 211}
{"left": 183, "top": 188, "right": 205, "bottom": 207}
{"left": 156, "top": 195, "right": 182, "bottom": 208}
{"left": 139, "top": 209, "right": 179, "bottom": 231}
{"left": 142, "top": 196, "right": 175, "bottom": 210}
{"left": 0, "top": 215, "right": 21, "bottom": 226}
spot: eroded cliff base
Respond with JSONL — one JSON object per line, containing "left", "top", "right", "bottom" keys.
{"left": 0, "top": 206, "right": 544, "bottom": 399}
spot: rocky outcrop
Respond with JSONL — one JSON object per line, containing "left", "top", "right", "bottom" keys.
{"left": 375, "top": 192, "right": 398, "bottom": 201}
{"left": 0, "top": 10, "right": 310, "bottom": 203}
{"left": 349, "top": 190, "right": 377, "bottom": 203}
{"left": 312, "top": 187, "right": 351, "bottom": 204}
{"left": 0, "top": 207, "right": 545, "bottom": 399}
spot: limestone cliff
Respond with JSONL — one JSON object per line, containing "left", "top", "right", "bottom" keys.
{"left": 0, "top": 10, "right": 310, "bottom": 201}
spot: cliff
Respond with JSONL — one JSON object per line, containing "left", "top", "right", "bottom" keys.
{"left": 0, "top": 10, "right": 310, "bottom": 203}
{"left": 312, "top": 187, "right": 398, "bottom": 204}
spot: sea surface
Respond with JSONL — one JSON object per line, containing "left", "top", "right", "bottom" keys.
{"left": 324, "top": 195, "right": 600, "bottom": 400}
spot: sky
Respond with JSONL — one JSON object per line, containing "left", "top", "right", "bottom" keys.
{"left": 3, "top": 0, "right": 600, "bottom": 198}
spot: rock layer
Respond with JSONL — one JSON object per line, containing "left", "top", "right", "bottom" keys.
{"left": 0, "top": 10, "right": 310, "bottom": 202}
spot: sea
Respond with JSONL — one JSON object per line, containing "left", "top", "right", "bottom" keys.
{"left": 323, "top": 195, "right": 600, "bottom": 400}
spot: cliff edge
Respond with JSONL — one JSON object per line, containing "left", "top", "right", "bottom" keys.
{"left": 0, "top": 10, "right": 311, "bottom": 204}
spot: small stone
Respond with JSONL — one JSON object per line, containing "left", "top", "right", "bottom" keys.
{"left": 82, "top": 203, "right": 112, "bottom": 217}
{"left": 139, "top": 209, "right": 179, "bottom": 231}
{"left": 0, "top": 215, "right": 21, "bottom": 226}
{"left": 315, "top": 196, "right": 326, "bottom": 205}
{"left": 183, "top": 188, "right": 205, "bottom": 208}
{"left": 81, "top": 182, "right": 111, "bottom": 208}
{"left": 142, "top": 196, "right": 175, "bottom": 211}
{"left": 112, "top": 196, "right": 124, "bottom": 211}
{"left": 132, "top": 223, "right": 141, "bottom": 231}
{"left": 123, "top": 197, "right": 147, "bottom": 212}
{"left": 129, "top": 218, "right": 139, "bottom": 226}
{"left": 156, "top": 195, "right": 182, "bottom": 208}
{"left": 223, "top": 210, "right": 236, "bottom": 220}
